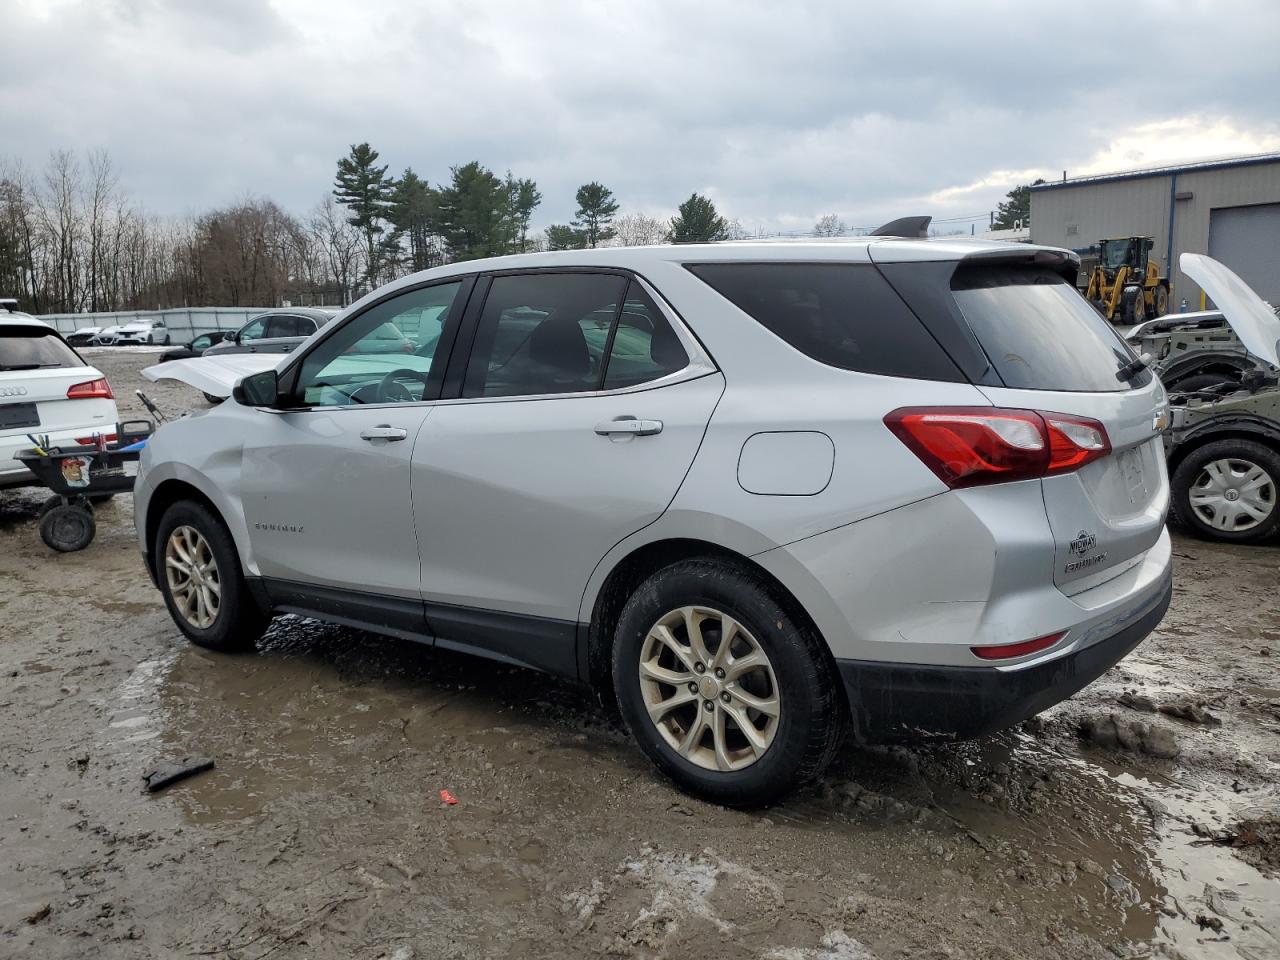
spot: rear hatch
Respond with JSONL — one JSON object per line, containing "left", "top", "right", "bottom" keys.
{"left": 0, "top": 325, "right": 115, "bottom": 437}
{"left": 876, "top": 249, "right": 1169, "bottom": 593}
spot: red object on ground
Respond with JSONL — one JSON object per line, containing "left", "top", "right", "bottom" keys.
{"left": 440, "top": 789, "right": 458, "bottom": 805}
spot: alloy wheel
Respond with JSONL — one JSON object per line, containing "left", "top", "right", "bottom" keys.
{"left": 1189, "top": 458, "right": 1276, "bottom": 532}
{"left": 637, "top": 605, "right": 780, "bottom": 772}
{"left": 165, "top": 525, "right": 221, "bottom": 628}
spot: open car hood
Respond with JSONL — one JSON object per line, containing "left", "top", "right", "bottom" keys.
{"left": 142, "top": 353, "right": 282, "bottom": 398}
{"left": 1180, "top": 253, "right": 1280, "bottom": 369}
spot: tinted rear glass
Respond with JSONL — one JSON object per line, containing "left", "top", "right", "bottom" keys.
{"left": 951, "top": 267, "right": 1147, "bottom": 392}
{"left": 687, "top": 263, "right": 963, "bottom": 381}
{"left": 0, "top": 328, "right": 84, "bottom": 370}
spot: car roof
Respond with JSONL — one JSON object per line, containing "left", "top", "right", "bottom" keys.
{"left": 251, "top": 307, "right": 338, "bottom": 321}
{"left": 0, "top": 312, "right": 53, "bottom": 330}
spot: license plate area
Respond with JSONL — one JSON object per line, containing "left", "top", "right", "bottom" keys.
{"left": 0, "top": 402, "right": 39, "bottom": 430}
{"left": 1117, "top": 447, "right": 1149, "bottom": 505}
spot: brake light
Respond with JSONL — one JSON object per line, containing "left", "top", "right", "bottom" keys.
{"left": 884, "top": 407, "right": 1110, "bottom": 488}
{"left": 66, "top": 377, "right": 114, "bottom": 400}
{"left": 75, "top": 433, "right": 118, "bottom": 446}
{"left": 971, "top": 631, "right": 1065, "bottom": 661}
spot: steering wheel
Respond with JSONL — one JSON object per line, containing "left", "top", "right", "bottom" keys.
{"left": 376, "top": 368, "right": 428, "bottom": 403}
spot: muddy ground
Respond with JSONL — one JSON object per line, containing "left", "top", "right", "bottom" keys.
{"left": 1, "top": 348, "right": 1278, "bottom": 960}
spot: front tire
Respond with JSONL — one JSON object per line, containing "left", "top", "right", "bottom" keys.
{"left": 155, "top": 500, "right": 267, "bottom": 651}
{"left": 1171, "top": 439, "right": 1280, "bottom": 544}
{"left": 611, "top": 558, "right": 846, "bottom": 807}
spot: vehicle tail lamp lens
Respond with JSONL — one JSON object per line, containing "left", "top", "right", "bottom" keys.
{"left": 74, "top": 433, "right": 118, "bottom": 445}
{"left": 884, "top": 407, "right": 1110, "bottom": 488}
{"left": 971, "top": 631, "right": 1066, "bottom": 661}
{"left": 66, "top": 377, "right": 114, "bottom": 400}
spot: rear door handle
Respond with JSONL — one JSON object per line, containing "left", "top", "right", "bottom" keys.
{"left": 360, "top": 424, "right": 409, "bottom": 442}
{"left": 594, "top": 417, "right": 663, "bottom": 437}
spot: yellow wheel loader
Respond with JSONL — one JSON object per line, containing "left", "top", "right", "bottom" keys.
{"left": 1083, "top": 237, "right": 1171, "bottom": 324}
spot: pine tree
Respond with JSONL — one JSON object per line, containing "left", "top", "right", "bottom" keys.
{"left": 668, "top": 194, "right": 729, "bottom": 243}
{"left": 506, "top": 175, "right": 542, "bottom": 253}
{"left": 544, "top": 224, "right": 585, "bottom": 250}
{"left": 388, "top": 168, "right": 440, "bottom": 272}
{"left": 571, "top": 182, "right": 619, "bottom": 247}
{"left": 333, "top": 143, "right": 397, "bottom": 286}
{"left": 990, "top": 179, "right": 1045, "bottom": 231}
{"left": 435, "top": 161, "right": 511, "bottom": 261}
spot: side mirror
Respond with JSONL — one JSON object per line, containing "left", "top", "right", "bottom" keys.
{"left": 233, "top": 369, "right": 279, "bottom": 407}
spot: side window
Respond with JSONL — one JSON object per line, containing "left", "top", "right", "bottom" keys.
{"left": 191, "top": 335, "right": 211, "bottom": 350}
{"left": 601, "top": 282, "right": 688, "bottom": 390}
{"left": 687, "top": 262, "right": 963, "bottom": 382}
{"left": 238, "top": 318, "right": 267, "bottom": 342}
{"left": 464, "top": 273, "right": 627, "bottom": 398}
{"left": 295, "top": 281, "right": 463, "bottom": 406}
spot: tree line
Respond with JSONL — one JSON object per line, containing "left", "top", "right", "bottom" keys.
{"left": 0, "top": 143, "right": 740, "bottom": 314}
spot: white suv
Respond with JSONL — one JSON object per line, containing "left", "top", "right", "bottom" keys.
{"left": 113, "top": 319, "right": 170, "bottom": 345}
{"left": 1, "top": 310, "right": 120, "bottom": 490}
{"left": 137, "top": 239, "right": 1173, "bottom": 806}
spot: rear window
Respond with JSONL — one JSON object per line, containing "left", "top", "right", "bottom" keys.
{"left": 951, "top": 267, "right": 1148, "bottom": 392}
{"left": 0, "top": 327, "right": 84, "bottom": 370}
{"left": 686, "top": 263, "right": 963, "bottom": 381}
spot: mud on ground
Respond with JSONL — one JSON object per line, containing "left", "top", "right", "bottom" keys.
{"left": 1, "top": 349, "right": 1278, "bottom": 959}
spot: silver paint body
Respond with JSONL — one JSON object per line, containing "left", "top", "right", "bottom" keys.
{"left": 136, "top": 238, "right": 1172, "bottom": 672}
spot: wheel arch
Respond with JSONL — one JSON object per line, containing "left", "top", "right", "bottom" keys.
{"left": 583, "top": 536, "right": 834, "bottom": 702}
{"left": 1167, "top": 419, "right": 1280, "bottom": 475}
{"left": 144, "top": 478, "right": 224, "bottom": 581}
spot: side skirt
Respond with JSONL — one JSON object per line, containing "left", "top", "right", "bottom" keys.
{"left": 252, "top": 577, "right": 584, "bottom": 680}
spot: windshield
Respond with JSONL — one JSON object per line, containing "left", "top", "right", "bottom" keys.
{"left": 1100, "top": 241, "right": 1133, "bottom": 270}
{"left": 952, "top": 267, "right": 1148, "bottom": 392}
{"left": 0, "top": 328, "right": 85, "bottom": 370}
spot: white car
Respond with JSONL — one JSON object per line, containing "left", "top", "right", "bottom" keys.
{"left": 113, "top": 319, "right": 170, "bottom": 346}
{"left": 67, "top": 326, "right": 103, "bottom": 346}
{"left": 90, "top": 325, "right": 127, "bottom": 346}
{"left": 0, "top": 310, "right": 120, "bottom": 491}
{"left": 137, "top": 237, "right": 1172, "bottom": 806}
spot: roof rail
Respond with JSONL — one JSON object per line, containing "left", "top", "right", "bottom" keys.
{"left": 868, "top": 216, "right": 931, "bottom": 238}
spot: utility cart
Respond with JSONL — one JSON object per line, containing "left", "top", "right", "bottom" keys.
{"left": 15, "top": 421, "right": 153, "bottom": 552}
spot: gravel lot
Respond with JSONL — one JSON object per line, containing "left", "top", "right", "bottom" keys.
{"left": 2, "top": 348, "right": 1278, "bottom": 959}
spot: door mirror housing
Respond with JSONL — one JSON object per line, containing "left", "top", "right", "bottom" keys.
{"left": 233, "top": 369, "right": 279, "bottom": 407}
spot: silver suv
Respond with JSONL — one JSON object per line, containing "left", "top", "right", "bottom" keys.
{"left": 136, "top": 239, "right": 1173, "bottom": 806}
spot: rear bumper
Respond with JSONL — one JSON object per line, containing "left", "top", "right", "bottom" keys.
{"left": 837, "top": 564, "right": 1172, "bottom": 743}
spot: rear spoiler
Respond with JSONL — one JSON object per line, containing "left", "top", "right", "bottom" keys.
{"left": 956, "top": 247, "right": 1081, "bottom": 285}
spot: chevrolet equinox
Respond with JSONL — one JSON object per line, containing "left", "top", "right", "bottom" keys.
{"left": 137, "top": 238, "right": 1173, "bottom": 806}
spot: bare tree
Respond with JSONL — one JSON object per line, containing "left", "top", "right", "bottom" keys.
{"left": 311, "top": 195, "right": 363, "bottom": 305}
{"left": 813, "top": 214, "right": 845, "bottom": 238}
{"left": 612, "top": 212, "right": 668, "bottom": 247}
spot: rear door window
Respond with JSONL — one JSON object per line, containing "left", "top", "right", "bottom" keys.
{"left": 686, "top": 262, "right": 962, "bottom": 381}
{"left": 951, "top": 267, "right": 1147, "bottom": 392}
{"left": 0, "top": 328, "right": 84, "bottom": 370}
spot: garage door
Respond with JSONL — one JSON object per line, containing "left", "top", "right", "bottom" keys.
{"left": 1208, "top": 203, "right": 1280, "bottom": 304}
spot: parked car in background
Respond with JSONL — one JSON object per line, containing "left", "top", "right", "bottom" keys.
{"left": 114, "top": 319, "right": 170, "bottom": 345}
{"left": 90, "top": 324, "right": 127, "bottom": 346}
{"left": 1129, "top": 254, "right": 1280, "bottom": 544}
{"left": 203, "top": 308, "right": 338, "bottom": 358}
{"left": 160, "top": 330, "right": 230, "bottom": 362}
{"left": 138, "top": 238, "right": 1172, "bottom": 806}
{"left": 67, "top": 326, "right": 103, "bottom": 346}
{"left": 1, "top": 309, "right": 119, "bottom": 491}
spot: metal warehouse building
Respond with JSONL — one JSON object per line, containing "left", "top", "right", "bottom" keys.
{"left": 1029, "top": 153, "right": 1280, "bottom": 306}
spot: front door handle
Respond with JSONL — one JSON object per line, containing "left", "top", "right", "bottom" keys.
{"left": 594, "top": 417, "right": 663, "bottom": 437}
{"left": 360, "top": 424, "right": 409, "bottom": 442}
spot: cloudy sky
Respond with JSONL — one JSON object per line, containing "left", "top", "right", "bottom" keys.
{"left": 4, "top": 0, "right": 1279, "bottom": 234}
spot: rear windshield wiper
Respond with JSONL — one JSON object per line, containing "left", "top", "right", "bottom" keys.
{"left": 1116, "top": 355, "right": 1149, "bottom": 382}
{"left": 0, "top": 363, "right": 47, "bottom": 371}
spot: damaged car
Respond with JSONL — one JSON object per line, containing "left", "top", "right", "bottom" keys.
{"left": 1128, "top": 253, "right": 1280, "bottom": 544}
{"left": 136, "top": 238, "right": 1172, "bottom": 806}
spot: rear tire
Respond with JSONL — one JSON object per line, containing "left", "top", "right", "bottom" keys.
{"left": 155, "top": 500, "right": 267, "bottom": 652}
{"left": 1171, "top": 439, "right": 1280, "bottom": 544}
{"left": 611, "top": 558, "right": 846, "bottom": 807}
{"left": 1153, "top": 284, "right": 1169, "bottom": 317}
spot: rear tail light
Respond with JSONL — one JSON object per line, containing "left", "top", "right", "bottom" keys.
{"left": 66, "top": 377, "right": 114, "bottom": 400}
{"left": 884, "top": 407, "right": 1110, "bottom": 488}
{"left": 75, "top": 433, "right": 118, "bottom": 446}
{"left": 971, "top": 631, "right": 1066, "bottom": 661}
